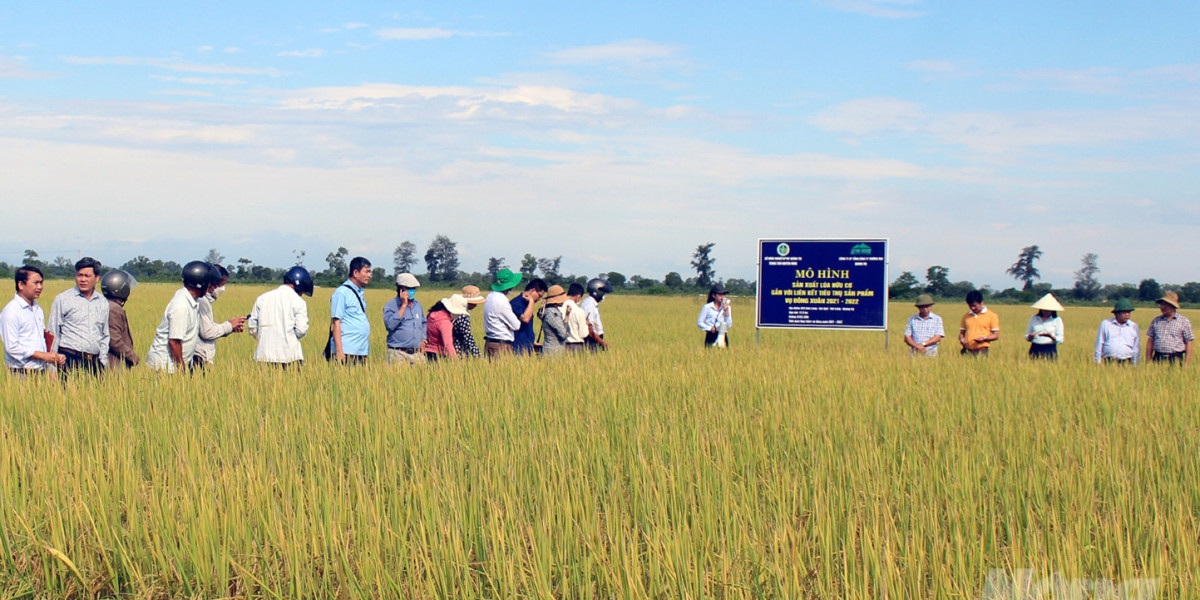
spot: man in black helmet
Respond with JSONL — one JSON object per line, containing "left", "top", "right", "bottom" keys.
{"left": 145, "top": 261, "right": 210, "bottom": 373}
{"left": 581, "top": 277, "right": 613, "bottom": 351}
{"left": 248, "top": 266, "right": 312, "bottom": 367}
{"left": 102, "top": 269, "right": 140, "bottom": 368}
{"left": 195, "top": 264, "right": 247, "bottom": 368}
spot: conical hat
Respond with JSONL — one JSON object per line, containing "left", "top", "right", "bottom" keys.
{"left": 1031, "top": 293, "right": 1064, "bottom": 312}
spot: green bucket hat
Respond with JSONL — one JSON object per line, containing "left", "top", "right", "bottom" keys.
{"left": 491, "top": 268, "right": 523, "bottom": 292}
{"left": 1112, "top": 299, "right": 1135, "bottom": 313}
{"left": 914, "top": 294, "right": 935, "bottom": 307}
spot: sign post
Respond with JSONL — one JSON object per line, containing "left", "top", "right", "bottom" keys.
{"left": 755, "top": 238, "right": 889, "bottom": 345}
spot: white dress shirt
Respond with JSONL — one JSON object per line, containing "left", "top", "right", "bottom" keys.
{"left": 248, "top": 285, "right": 309, "bottom": 363}
{"left": 581, "top": 296, "right": 604, "bottom": 336}
{"left": 195, "top": 294, "right": 235, "bottom": 364}
{"left": 483, "top": 291, "right": 521, "bottom": 341}
{"left": 145, "top": 287, "right": 200, "bottom": 373}
{"left": 562, "top": 298, "right": 589, "bottom": 343}
{"left": 47, "top": 287, "right": 110, "bottom": 366}
{"left": 1, "top": 294, "right": 48, "bottom": 370}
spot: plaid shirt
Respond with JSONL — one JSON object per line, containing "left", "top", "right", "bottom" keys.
{"left": 905, "top": 313, "right": 944, "bottom": 346}
{"left": 1147, "top": 313, "right": 1194, "bottom": 354}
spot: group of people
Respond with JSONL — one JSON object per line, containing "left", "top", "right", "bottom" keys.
{"left": 903, "top": 290, "right": 1194, "bottom": 365}
{"left": 325, "top": 258, "right": 612, "bottom": 365}
{"left": 0, "top": 255, "right": 617, "bottom": 376}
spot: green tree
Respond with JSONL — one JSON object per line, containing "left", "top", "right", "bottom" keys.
{"left": 691, "top": 242, "right": 716, "bottom": 288}
{"left": 393, "top": 241, "right": 417, "bottom": 275}
{"left": 606, "top": 272, "right": 626, "bottom": 288}
{"left": 924, "top": 266, "right": 951, "bottom": 297}
{"left": 487, "top": 257, "right": 506, "bottom": 280}
{"left": 664, "top": 271, "right": 684, "bottom": 288}
{"left": 520, "top": 254, "right": 538, "bottom": 278}
{"left": 424, "top": 235, "right": 459, "bottom": 282}
{"left": 1138, "top": 278, "right": 1162, "bottom": 302}
{"left": 1073, "top": 253, "right": 1100, "bottom": 300}
{"left": 325, "top": 247, "right": 349, "bottom": 278}
{"left": 204, "top": 249, "right": 225, "bottom": 265}
{"left": 538, "top": 256, "right": 563, "bottom": 284}
{"left": 1006, "top": 245, "right": 1043, "bottom": 291}
{"left": 889, "top": 271, "right": 920, "bottom": 299}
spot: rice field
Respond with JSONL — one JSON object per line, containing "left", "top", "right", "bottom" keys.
{"left": 1, "top": 280, "right": 1196, "bottom": 598}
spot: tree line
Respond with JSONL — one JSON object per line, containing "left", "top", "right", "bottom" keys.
{"left": 889, "top": 245, "right": 1200, "bottom": 305}
{"left": 3, "top": 240, "right": 757, "bottom": 296}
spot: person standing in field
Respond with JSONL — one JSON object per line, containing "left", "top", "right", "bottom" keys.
{"left": 903, "top": 294, "right": 943, "bottom": 356}
{"left": 582, "top": 278, "right": 613, "bottom": 351}
{"left": 383, "top": 273, "right": 426, "bottom": 366}
{"left": 1, "top": 266, "right": 65, "bottom": 376}
{"left": 1024, "top": 293, "right": 1064, "bottom": 361}
{"left": 958, "top": 290, "right": 999, "bottom": 357}
{"left": 46, "top": 256, "right": 109, "bottom": 378}
{"left": 102, "top": 269, "right": 140, "bottom": 368}
{"left": 451, "top": 285, "right": 485, "bottom": 358}
{"left": 195, "top": 264, "right": 247, "bottom": 368}
{"left": 698, "top": 283, "right": 733, "bottom": 348}
{"left": 329, "top": 257, "right": 372, "bottom": 365}
{"left": 539, "top": 285, "right": 569, "bottom": 356}
{"left": 247, "top": 266, "right": 312, "bottom": 367}
{"left": 1094, "top": 299, "right": 1139, "bottom": 365}
{"left": 424, "top": 295, "right": 468, "bottom": 362}
{"left": 145, "top": 261, "right": 210, "bottom": 373}
{"left": 1146, "top": 291, "right": 1192, "bottom": 365}
{"left": 510, "top": 278, "right": 548, "bottom": 355}
{"left": 562, "top": 283, "right": 589, "bottom": 353}
{"left": 483, "top": 268, "right": 523, "bottom": 358}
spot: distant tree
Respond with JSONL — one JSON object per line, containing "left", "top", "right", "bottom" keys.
{"left": 1138, "top": 278, "right": 1162, "bottom": 302}
{"left": 1101, "top": 283, "right": 1138, "bottom": 301}
{"left": 538, "top": 256, "right": 563, "bottom": 284}
{"left": 1179, "top": 282, "right": 1200, "bottom": 305}
{"left": 691, "top": 243, "right": 716, "bottom": 288}
{"left": 53, "top": 256, "right": 73, "bottom": 276}
{"left": 424, "top": 235, "right": 459, "bottom": 282}
{"left": 292, "top": 249, "right": 306, "bottom": 267}
{"left": 606, "top": 272, "right": 626, "bottom": 288}
{"left": 664, "top": 271, "right": 685, "bottom": 288}
{"left": 924, "top": 265, "right": 952, "bottom": 297}
{"left": 629, "top": 275, "right": 659, "bottom": 289}
{"left": 520, "top": 254, "right": 538, "bottom": 278}
{"left": 486, "top": 257, "right": 507, "bottom": 280}
{"left": 22, "top": 249, "right": 44, "bottom": 270}
{"left": 1073, "top": 253, "right": 1100, "bottom": 300}
{"left": 325, "top": 247, "right": 349, "bottom": 278}
{"left": 392, "top": 241, "right": 417, "bottom": 275}
{"left": 889, "top": 271, "right": 920, "bottom": 299}
{"left": 204, "top": 249, "right": 225, "bottom": 265}
{"left": 237, "top": 257, "right": 253, "bottom": 278}
{"left": 1006, "top": 245, "right": 1043, "bottom": 291}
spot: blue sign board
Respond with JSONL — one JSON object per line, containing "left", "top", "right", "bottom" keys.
{"left": 756, "top": 238, "right": 888, "bottom": 330}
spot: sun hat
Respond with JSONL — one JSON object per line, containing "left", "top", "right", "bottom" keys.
{"left": 544, "top": 285, "right": 567, "bottom": 305}
{"left": 1031, "top": 293, "right": 1064, "bottom": 312}
{"left": 491, "top": 268, "right": 522, "bottom": 292}
{"left": 442, "top": 295, "right": 469, "bottom": 315}
{"left": 1157, "top": 291, "right": 1181, "bottom": 309}
{"left": 395, "top": 273, "right": 420, "bottom": 288}
{"left": 1112, "top": 299, "right": 1136, "bottom": 313}
{"left": 914, "top": 294, "right": 935, "bottom": 307}
{"left": 460, "top": 285, "right": 486, "bottom": 304}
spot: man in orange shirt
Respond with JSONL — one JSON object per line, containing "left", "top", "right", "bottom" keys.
{"left": 959, "top": 290, "right": 1000, "bottom": 356}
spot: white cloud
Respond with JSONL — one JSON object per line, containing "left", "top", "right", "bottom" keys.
{"left": 197, "top": 46, "right": 214, "bottom": 53}
{"left": 0, "top": 54, "right": 56, "bottom": 79}
{"left": 277, "top": 49, "right": 326, "bottom": 58}
{"left": 375, "top": 27, "right": 474, "bottom": 40}
{"left": 151, "top": 90, "right": 216, "bottom": 97}
{"left": 151, "top": 75, "right": 245, "bottom": 85}
{"left": 63, "top": 56, "right": 285, "bottom": 76}
{"left": 224, "top": 47, "right": 243, "bottom": 53}
{"left": 818, "top": 0, "right": 925, "bottom": 19}
{"left": 543, "top": 39, "right": 689, "bottom": 69}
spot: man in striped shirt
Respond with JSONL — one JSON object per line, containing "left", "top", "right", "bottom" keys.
{"left": 904, "top": 294, "right": 944, "bottom": 356}
{"left": 47, "top": 256, "right": 109, "bottom": 377}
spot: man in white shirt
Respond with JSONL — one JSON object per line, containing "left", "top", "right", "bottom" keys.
{"left": 581, "top": 278, "right": 614, "bottom": 351}
{"left": 562, "top": 283, "right": 589, "bottom": 353}
{"left": 248, "top": 266, "right": 312, "bottom": 367}
{"left": 145, "top": 261, "right": 210, "bottom": 373}
{"left": 47, "top": 256, "right": 109, "bottom": 377}
{"left": 1, "top": 266, "right": 65, "bottom": 375}
{"left": 482, "top": 268, "right": 523, "bottom": 357}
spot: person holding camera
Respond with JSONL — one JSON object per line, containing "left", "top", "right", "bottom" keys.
{"left": 697, "top": 283, "right": 733, "bottom": 348}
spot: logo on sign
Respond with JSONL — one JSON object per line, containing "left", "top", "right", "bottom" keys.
{"left": 777, "top": 243, "right": 790, "bottom": 256}
{"left": 850, "top": 243, "right": 872, "bottom": 256}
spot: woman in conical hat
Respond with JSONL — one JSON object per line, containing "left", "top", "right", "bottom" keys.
{"left": 1025, "top": 293, "right": 1064, "bottom": 360}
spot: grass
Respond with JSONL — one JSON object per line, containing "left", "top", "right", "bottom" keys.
{"left": 0, "top": 281, "right": 1195, "bottom": 598}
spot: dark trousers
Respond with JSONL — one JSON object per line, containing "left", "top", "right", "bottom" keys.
{"left": 1152, "top": 351, "right": 1185, "bottom": 365}
{"left": 1028, "top": 344, "right": 1057, "bottom": 360}
{"left": 59, "top": 347, "right": 104, "bottom": 378}
{"left": 484, "top": 340, "right": 512, "bottom": 358}
{"left": 586, "top": 334, "right": 606, "bottom": 352}
{"left": 961, "top": 347, "right": 989, "bottom": 357}
{"left": 704, "top": 331, "right": 729, "bottom": 348}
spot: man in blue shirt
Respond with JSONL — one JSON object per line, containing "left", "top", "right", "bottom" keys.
{"left": 510, "top": 279, "right": 548, "bottom": 355}
{"left": 383, "top": 272, "right": 426, "bottom": 366}
{"left": 329, "top": 257, "right": 372, "bottom": 364}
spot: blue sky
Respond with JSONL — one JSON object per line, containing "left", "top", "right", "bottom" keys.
{"left": 2, "top": 1, "right": 1198, "bottom": 288}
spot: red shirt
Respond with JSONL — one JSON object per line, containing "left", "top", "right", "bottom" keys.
{"left": 424, "top": 309, "right": 456, "bottom": 357}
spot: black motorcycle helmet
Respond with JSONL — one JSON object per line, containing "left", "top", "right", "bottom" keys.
{"left": 100, "top": 269, "right": 138, "bottom": 301}
{"left": 586, "top": 277, "right": 614, "bottom": 301}
{"left": 283, "top": 266, "right": 314, "bottom": 297}
{"left": 182, "top": 261, "right": 212, "bottom": 291}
